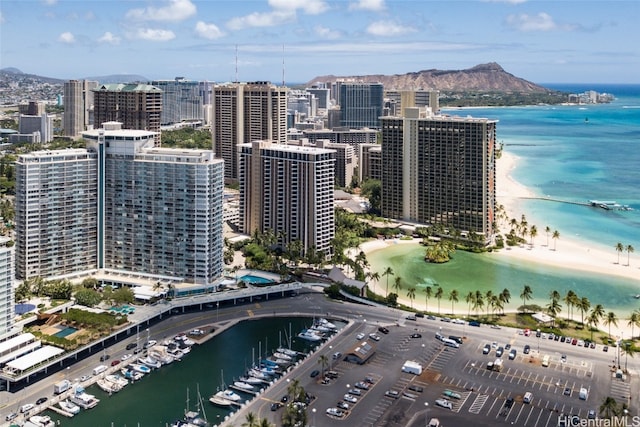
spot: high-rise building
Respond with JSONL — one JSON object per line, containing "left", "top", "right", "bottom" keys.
{"left": 381, "top": 107, "right": 497, "bottom": 238}
{"left": 359, "top": 143, "right": 382, "bottom": 182}
{"left": 18, "top": 113, "right": 54, "bottom": 143}
{"left": 302, "top": 127, "right": 378, "bottom": 147}
{"left": 15, "top": 149, "right": 99, "bottom": 280}
{"left": 0, "top": 236, "right": 15, "bottom": 335}
{"left": 314, "top": 139, "right": 355, "bottom": 188}
{"left": 150, "top": 77, "right": 204, "bottom": 125}
{"left": 15, "top": 122, "right": 225, "bottom": 286}
{"left": 384, "top": 90, "right": 440, "bottom": 116}
{"left": 93, "top": 84, "right": 163, "bottom": 145}
{"left": 212, "top": 82, "right": 288, "bottom": 181}
{"left": 239, "top": 140, "right": 335, "bottom": 256}
{"left": 338, "top": 82, "right": 384, "bottom": 129}
{"left": 63, "top": 80, "right": 98, "bottom": 138}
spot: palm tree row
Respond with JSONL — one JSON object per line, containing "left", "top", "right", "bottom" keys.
{"left": 615, "top": 242, "right": 635, "bottom": 266}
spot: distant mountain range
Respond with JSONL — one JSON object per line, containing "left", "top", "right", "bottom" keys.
{"left": 308, "top": 62, "right": 553, "bottom": 93}
{"left": 0, "top": 68, "right": 148, "bottom": 85}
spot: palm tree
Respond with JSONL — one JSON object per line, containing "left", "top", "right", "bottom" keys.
{"left": 604, "top": 311, "right": 618, "bottom": 339}
{"left": 258, "top": 419, "right": 274, "bottom": 427}
{"left": 465, "top": 291, "right": 475, "bottom": 319}
{"left": 577, "top": 297, "right": 591, "bottom": 327}
{"left": 407, "top": 287, "right": 416, "bottom": 309}
{"left": 529, "top": 225, "right": 537, "bottom": 246}
{"left": 498, "top": 288, "right": 510, "bottom": 315}
{"left": 627, "top": 310, "right": 640, "bottom": 339}
{"left": 625, "top": 244, "right": 634, "bottom": 266}
{"left": 563, "top": 290, "right": 577, "bottom": 322}
{"left": 242, "top": 412, "right": 259, "bottom": 427}
{"left": 448, "top": 289, "right": 459, "bottom": 316}
{"left": 552, "top": 230, "right": 560, "bottom": 251}
{"left": 424, "top": 286, "right": 433, "bottom": 312}
{"left": 549, "top": 289, "right": 560, "bottom": 303}
{"left": 615, "top": 242, "right": 624, "bottom": 264}
{"left": 599, "top": 396, "right": 620, "bottom": 419}
{"left": 472, "top": 290, "right": 484, "bottom": 317}
{"left": 368, "top": 271, "right": 380, "bottom": 292}
{"left": 392, "top": 276, "right": 402, "bottom": 295}
{"left": 434, "top": 286, "right": 444, "bottom": 315}
{"left": 381, "top": 267, "right": 394, "bottom": 297}
{"left": 546, "top": 298, "right": 562, "bottom": 322}
{"left": 587, "top": 304, "right": 605, "bottom": 341}
{"left": 520, "top": 285, "right": 533, "bottom": 313}
{"left": 545, "top": 226, "right": 551, "bottom": 247}
{"left": 318, "top": 354, "right": 329, "bottom": 377}
{"left": 620, "top": 340, "right": 637, "bottom": 372}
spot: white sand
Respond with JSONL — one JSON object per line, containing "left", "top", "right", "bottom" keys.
{"left": 353, "top": 150, "right": 639, "bottom": 339}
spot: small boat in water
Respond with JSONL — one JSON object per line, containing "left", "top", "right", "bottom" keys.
{"left": 233, "top": 381, "right": 255, "bottom": 391}
{"left": 59, "top": 399, "right": 81, "bottom": 415}
{"left": 272, "top": 352, "right": 292, "bottom": 361}
{"left": 276, "top": 347, "right": 298, "bottom": 357}
{"left": 130, "top": 363, "right": 152, "bottom": 374}
{"left": 297, "top": 328, "right": 323, "bottom": 342}
{"left": 26, "top": 415, "right": 56, "bottom": 427}
{"left": 239, "top": 375, "right": 264, "bottom": 385}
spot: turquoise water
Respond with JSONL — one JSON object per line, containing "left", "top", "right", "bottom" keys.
{"left": 54, "top": 326, "right": 78, "bottom": 339}
{"left": 444, "top": 84, "right": 640, "bottom": 251}
{"left": 368, "top": 84, "right": 640, "bottom": 315}
{"left": 239, "top": 275, "right": 274, "bottom": 285}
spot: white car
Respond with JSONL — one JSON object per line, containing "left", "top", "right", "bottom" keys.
{"left": 144, "top": 339, "right": 157, "bottom": 349}
{"left": 435, "top": 399, "right": 453, "bottom": 410}
{"left": 369, "top": 333, "right": 381, "bottom": 341}
{"left": 121, "top": 353, "right": 132, "bottom": 361}
{"left": 356, "top": 333, "right": 365, "bottom": 340}
{"left": 452, "top": 318, "right": 465, "bottom": 325}
{"left": 326, "top": 408, "right": 345, "bottom": 417}
{"left": 343, "top": 394, "right": 357, "bottom": 403}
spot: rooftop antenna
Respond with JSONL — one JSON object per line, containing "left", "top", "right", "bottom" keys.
{"left": 235, "top": 44, "right": 238, "bottom": 83}
{"left": 282, "top": 44, "right": 285, "bottom": 87}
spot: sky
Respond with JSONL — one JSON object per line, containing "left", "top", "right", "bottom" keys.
{"left": 0, "top": 0, "right": 638, "bottom": 85}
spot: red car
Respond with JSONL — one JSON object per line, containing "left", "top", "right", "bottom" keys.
{"left": 111, "top": 360, "right": 121, "bottom": 366}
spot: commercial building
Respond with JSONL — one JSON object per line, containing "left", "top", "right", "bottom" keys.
{"left": 314, "top": 139, "right": 355, "bottom": 188}
{"left": 239, "top": 140, "right": 335, "bottom": 256}
{"left": 384, "top": 90, "right": 440, "bottom": 116}
{"left": 93, "top": 84, "right": 163, "bottom": 145}
{"left": 17, "top": 113, "right": 54, "bottom": 143}
{"left": 212, "top": 82, "right": 288, "bottom": 181}
{"left": 15, "top": 122, "right": 225, "bottom": 286}
{"left": 359, "top": 143, "right": 382, "bottom": 182}
{"left": 150, "top": 77, "right": 206, "bottom": 125}
{"left": 338, "top": 82, "right": 384, "bottom": 129}
{"left": 381, "top": 107, "right": 497, "bottom": 239}
{"left": 63, "top": 79, "right": 98, "bottom": 138}
{"left": 302, "top": 127, "right": 378, "bottom": 147}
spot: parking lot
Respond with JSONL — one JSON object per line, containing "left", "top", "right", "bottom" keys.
{"left": 253, "top": 313, "right": 635, "bottom": 427}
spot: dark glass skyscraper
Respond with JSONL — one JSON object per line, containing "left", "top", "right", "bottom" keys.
{"left": 338, "top": 82, "right": 384, "bottom": 129}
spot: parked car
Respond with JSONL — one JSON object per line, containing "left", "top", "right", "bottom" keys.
{"left": 415, "top": 313, "right": 425, "bottom": 318}
{"left": 310, "top": 370, "right": 320, "bottom": 378}
{"left": 385, "top": 390, "right": 400, "bottom": 399}
{"left": 100, "top": 354, "right": 110, "bottom": 361}
{"left": 348, "top": 388, "right": 362, "bottom": 396}
{"left": 121, "top": 353, "right": 132, "bottom": 361}
{"left": 483, "top": 344, "right": 491, "bottom": 354}
{"left": 406, "top": 315, "right": 416, "bottom": 321}
{"left": 111, "top": 359, "right": 121, "bottom": 366}
{"left": 369, "top": 333, "right": 381, "bottom": 341}
{"left": 356, "top": 333, "right": 365, "bottom": 340}
{"left": 378, "top": 327, "right": 389, "bottom": 334}
{"left": 508, "top": 349, "right": 517, "bottom": 360}
{"left": 452, "top": 318, "right": 465, "bottom": 325}
{"left": 126, "top": 343, "right": 137, "bottom": 350}
{"left": 523, "top": 345, "right": 531, "bottom": 354}
{"left": 443, "top": 390, "right": 461, "bottom": 399}
{"left": 354, "top": 381, "right": 370, "bottom": 390}
{"left": 336, "top": 401, "right": 349, "bottom": 410}
{"left": 469, "top": 321, "right": 481, "bottom": 327}
{"left": 35, "top": 397, "right": 48, "bottom": 405}
{"left": 435, "top": 399, "right": 453, "bottom": 410}
{"left": 427, "top": 315, "right": 437, "bottom": 320}
{"left": 5, "top": 412, "right": 18, "bottom": 422}
{"left": 564, "top": 387, "right": 572, "bottom": 396}
{"left": 343, "top": 394, "right": 357, "bottom": 403}
{"left": 408, "top": 384, "right": 424, "bottom": 392}
{"left": 496, "top": 346, "right": 504, "bottom": 357}
{"left": 270, "top": 402, "right": 283, "bottom": 411}
{"left": 326, "top": 408, "right": 344, "bottom": 417}
{"left": 410, "top": 333, "right": 422, "bottom": 338}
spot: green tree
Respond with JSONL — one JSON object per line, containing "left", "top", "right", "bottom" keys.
{"left": 529, "top": 225, "right": 537, "bottom": 245}
{"left": 552, "top": 230, "right": 560, "bottom": 251}
{"left": 318, "top": 354, "right": 329, "bottom": 377}
{"left": 577, "top": 297, "right": 591, "bottom": 327}
{"left": 81, "top": 277, "right": 99, "bottom": 289}
{"left": 545, "top": 226, "right": 551, "bottom": 247}
{"left": 113, "top": 287, "right": 135, "bottom": 305}
{"left": 625, "top": 244, "right": 634, "bottom": 266}
{"left": 74, "top": 289, "right": 102, "bottom": 307}
{"left": 604, "top": 311, "right": 618, "bottom": 339}
{"left": 599, "top": 396, "right": 620, "bottom": 419}
{"left": 615, "top": 242, "right": 624, "bottom": 264}
{"left": 620, "top": 340, "right": 637, "bottom": 372}
{"left": 587, "top": 304, "right": 606, "bottom": 340}
{"left": 434, "top": 286, "right": 444, "bottom": 315}
{"left": 465, "top": 291, "right": 475, "bottom": 319}
{"left": 243, "top": 412, "right": 259, "bottom": 427}
{"left": 424, "top": 286, "right": 433, "bottom": 313}
{"left": 448, "top": 289, "right": 459, "bottom": 315}
{"left": 392, "top": 276, "right": 402, "bottom": 295}
{"left": 627, "top": 310, "right": 640, "bottom": 339}
{"left": 472, "top": 290, "right": 484, "bottom": 317}
{"left": 407, "top": 287, "right": 416, "bottom": 309}
{"left": 520, "top": 285, "right": 533, "bottom": 313}
{"left": 381, "top": 267, "right": 394, "bottom": 298}
{"left": 546, "top": 297, "right": 562, "bottom": 321}
{"left": 564, "top": 290, "right": 577, "bottom": 322}
{"left": 360, "top": 179, "right": 381, "bottom": 214}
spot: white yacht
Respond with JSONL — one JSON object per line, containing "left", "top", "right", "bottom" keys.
{"left": 297, "top": 328, "right": 323, "bottom": 342}
{"left": 70, "top": 389, "right": 100, "bottom": 409}
{"left": 58, "top": 399, "right": 81, "bottom": 415}
{"left": 214, "top": 389, "right": 242, "bottom": 403}
{"left": 233, "top": 381, "right": 255, "bottom": 391}
{"left": 26, "top": 415, "right": 56, "bottom": 427}
{"left": 276, "top": 347, "right": 298, "bottom": 357}
{"left": 140, "top": 356, "right": 162, "bottom": 369}
{"left": 239, "top": 375, "right": 264, "bottom": 385}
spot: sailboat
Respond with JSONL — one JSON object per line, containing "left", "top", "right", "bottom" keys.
{"left": 209, "top": 371, "right": 242, "bottom": 407}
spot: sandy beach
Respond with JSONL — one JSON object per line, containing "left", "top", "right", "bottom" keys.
{"left": 353, "top": 150, "right": 639, "bottom": 339}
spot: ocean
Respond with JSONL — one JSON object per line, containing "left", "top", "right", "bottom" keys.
{"left": 449, "top": 83, "right": 640, "bottom": 250}
{"left": 368, "top": 84, "right": 640, "bottom": 313}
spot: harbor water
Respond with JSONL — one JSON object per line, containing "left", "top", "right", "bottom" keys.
{"left": 44, "top": 316, "right": 324, "bottom": 427}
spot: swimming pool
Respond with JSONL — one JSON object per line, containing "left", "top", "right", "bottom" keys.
{"left": 54, "top": 326, "right": 78, "bottom": 338}
{"left": 239, "top": 274, "right": 275, "bottom": 285}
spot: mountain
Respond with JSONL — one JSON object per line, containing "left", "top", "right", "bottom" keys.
{"left": 0, "top": 68, "right": 148, "bottom": 85}
{"left": 308, "top": 63, "right": 552, "bottom": 93}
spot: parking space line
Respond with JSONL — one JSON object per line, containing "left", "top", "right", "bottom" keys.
{"left": 485, "top": 396, "right": 499, "bottom": 416}
{"left": 513, "top": 404, "right": 526, "bottom": 424}
{"left": 543, "top": 408, "right": 556, "bottom": 427}
{"left": 532, "top": 406, "right": 545, "bottom": 427}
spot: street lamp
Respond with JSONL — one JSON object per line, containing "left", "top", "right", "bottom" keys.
{"left": 424, "top": 402, "right": 429, "bottom": 424}
{"left": 536, "top": 329, "right": 541, "bottom": 353}
{"left": 312, "top": 408, "right": 317, "bottom": 427}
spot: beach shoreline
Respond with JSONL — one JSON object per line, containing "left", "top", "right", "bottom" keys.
{"left": 353, "top": 149, "right": 639, "bottom": 339}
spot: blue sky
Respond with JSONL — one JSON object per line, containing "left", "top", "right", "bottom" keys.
{"left": 1, "top": 0, "right": 638, "bottom": 84}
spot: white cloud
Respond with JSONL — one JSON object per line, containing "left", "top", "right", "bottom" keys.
{"left": 268, "top": 0, "right": 328, "bottom": 15}
{"left": 367, "top": 20, "right": 416, "bottom": 36}
{"left": 240, "top": 40, "right": 477, "bottom": 55}
{"left": 195, "top": 21, "right": 225, "bottom": 40}
{"left": 506, "top": 12, "right": 565, "bottom": 31}
{"left": 98, "top": 32, "right": 121, "bottom": 45}
{"left": 126, "top": 0, "right": 196, "bottom": 22}
{"left": 227, "top": 10, "right": 295, "bottom": 30}
{"left": 314, "top": 25, "right": 342, "bottom": 40}
{"left": 58, "top": 32, "right": 75, "bottom": 44}
{"left": 131, "top": 28, "right": 176, "bottom": 42}
{"left": 349, "top": 0, "right": 386, "bottom": 12}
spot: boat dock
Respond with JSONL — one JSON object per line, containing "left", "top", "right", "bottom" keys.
{"left": 229, "top": 384, "right": 259, "bottom": 395}
{"left": 48, "top": 405, "right": 76, "bottom": 418}
{"left": 520, "top": 196, "right": 633, "bottom": 211}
